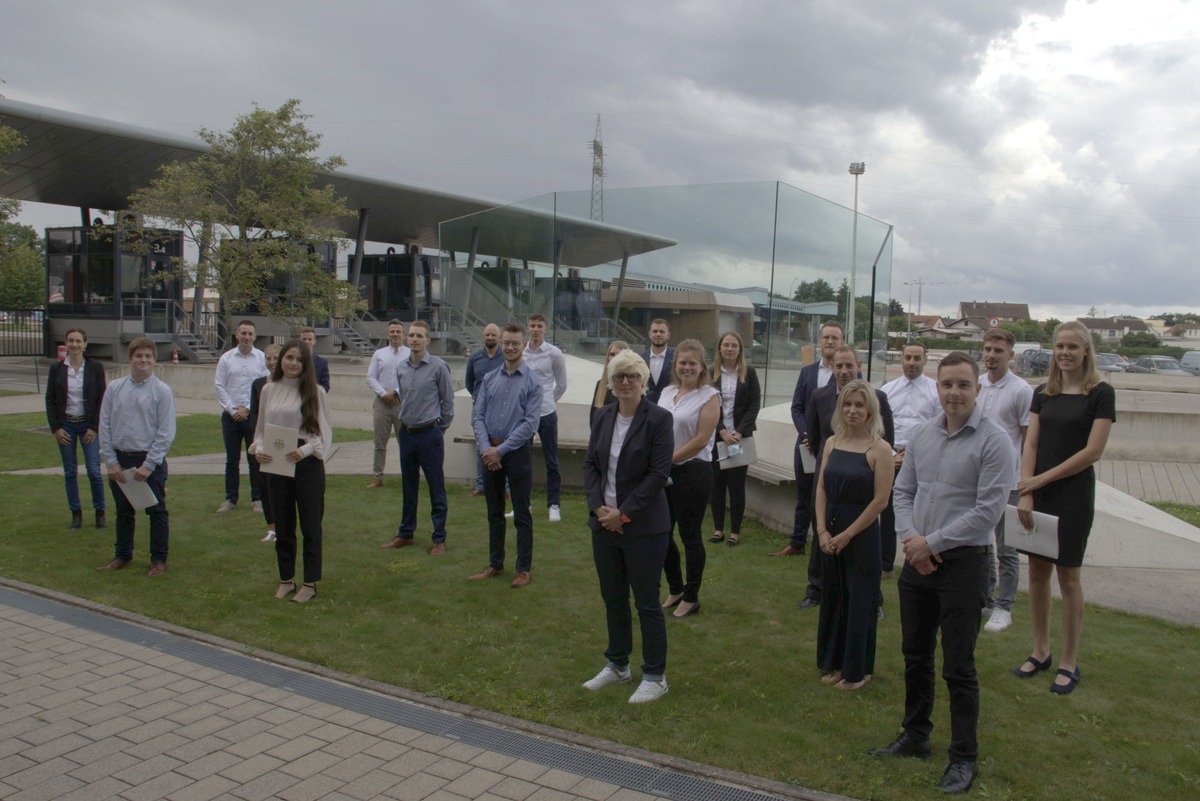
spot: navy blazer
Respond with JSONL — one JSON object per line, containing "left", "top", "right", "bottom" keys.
{"left": 638, "top": 346, "right": 675, "bottom": 405}
{"left": 806, "top": 383, "right": 895, "bottom": 462}
{"left": 584, "top": 398, "right": 674, "bottom": 536}
{"left": 715, "top": 365, "right": 761, "bottom": 439}
{"left": 313, "top": 354, "right": 331, "bottom": 393}
{"left": 791, "top": 361, "right": 833, "bottom": 440}
{"left": 45, "top": 358, "right": 107, "bottom": 431}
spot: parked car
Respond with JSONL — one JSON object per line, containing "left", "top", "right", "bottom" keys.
{"left": 1095, "top": 352, "right": 1126, "bottom": 372}
{"left": 1026, "top": 349, "right": 1053, "bottom": 376}
{"left": 1180, "top": 351, "right": 1200, "bottom": 376}
{"left": 1124, "top": 356, "right": 1193, "bottom": 376}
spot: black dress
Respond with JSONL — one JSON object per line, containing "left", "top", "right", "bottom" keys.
{"left": 817, "top": 448, "right": 881, "bottom": 683}
{"left": 1030, "top": 383, "right": 1116, "bottom": 567}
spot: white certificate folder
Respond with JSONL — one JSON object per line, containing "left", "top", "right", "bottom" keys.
{"left": 116, "top": 468, "right": 159, "bottom": 510}
{"left": 1005, "top": 505, "right": 1059, "bottom": 561}
{"left": 260, "top": 424, "right": 298, "bottom": 478}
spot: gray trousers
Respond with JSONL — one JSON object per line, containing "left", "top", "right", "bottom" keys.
{"left": 372, "top": 395, "right": 403, "bottom": 480}
{"left": 985, "top": 489, "right": 1022, "bottom": 611}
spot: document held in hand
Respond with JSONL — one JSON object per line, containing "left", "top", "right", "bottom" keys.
{"left": 1005, "top": 505, "right": 1059, "bottom": 561}
{"left": 260, "top": 423, "right": 298, "bottom": 478}
{"left": 116, "top": 468, "right": 159, "bottom": 509}
{"left": 717, "top": 436, "right": 757, "bottom": 470}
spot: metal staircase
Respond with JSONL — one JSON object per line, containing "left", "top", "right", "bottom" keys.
{"left": 171, "top": 330, "right": 220, "bottom": 363}
{"left": 336, "top": 317, "right": 376, "bottom": 356}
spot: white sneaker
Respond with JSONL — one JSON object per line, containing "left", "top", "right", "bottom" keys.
{"left": 628, "top": 678, "right": 668, "bottom": 704}
{"left": 582, "top": 665, "right": 631, "bottom": 691}
{"left": 504, "top": 510, "right": 515, "bottom": 519}
{"left": 984, "top": 608, "right": 1012, "bottom": 633}
{"left": 549, "top": 504, "right": 561, "bottom": 522}
{"left": 252, "top": 500, "right": 263, "bottom": 513}
{"left": 261, "top": 531, "right": 276, "bottom": 542}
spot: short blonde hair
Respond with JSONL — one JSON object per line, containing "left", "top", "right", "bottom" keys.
{"left": 831, "top": 380, "right": 884, "bottom": 441}
{"left": 606, "top": 348, "right": 650, "bottom": 394}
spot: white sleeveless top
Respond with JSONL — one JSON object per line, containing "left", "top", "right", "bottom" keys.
{"left": 658, "top": 384, "right": 719, "bottom": 464}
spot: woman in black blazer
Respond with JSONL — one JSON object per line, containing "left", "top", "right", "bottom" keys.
{"left": 45, "top": 328, "right": 107, "bottom": 529}
{"left": 708, "top": 332, "right": 760, "bottom": 546}
{"left": 582, "top": 349, "right": 675, "bottom": 704}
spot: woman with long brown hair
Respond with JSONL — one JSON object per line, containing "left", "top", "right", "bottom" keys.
{"left": 707, "top": 331, "right": 760, "bottom": 546}
{"left": 252, "top": 340, "right": 333, "bottom": 603}
{"left": 591, "top": 340, "right": 630, "bottom": 427}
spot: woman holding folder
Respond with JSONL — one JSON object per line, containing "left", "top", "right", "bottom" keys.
{"left": 1014, "top": 321, "right": 1115, "bottom": 694}
{"left": 252, "top": 340, "right": 332, "bottom": 603}
{"left": 708, "top": 331, "right": 760, "bottom": 546}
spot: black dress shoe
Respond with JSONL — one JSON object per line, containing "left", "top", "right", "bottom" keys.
{"left": 69, "top": 510, "right": 82, "bottom": 530}
{"left": 95, "top": 511, "right": 107, "bottom": 529}
{"left": 868, "top": 731, "right": 932, "bottom": 758}
{"left": 939, "top": 761, "right": 977, "bottom": 793}
{"left": 797, "top": 597, "right": 820, "bottom": 609}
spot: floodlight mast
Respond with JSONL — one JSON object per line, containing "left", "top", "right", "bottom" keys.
{"left": 847, "top": 162, "right": 865, "bottom": 344}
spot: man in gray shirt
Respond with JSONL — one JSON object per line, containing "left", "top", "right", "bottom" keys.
{"left": 869, "top": 352, "right": 1013, "bottom": 795}
{"left": 379, "top": 321, "right": 455, "bottom": 554}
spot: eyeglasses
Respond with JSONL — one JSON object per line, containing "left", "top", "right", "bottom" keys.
{"left": 612, "top": 373, "right": 641, "bottom": 384}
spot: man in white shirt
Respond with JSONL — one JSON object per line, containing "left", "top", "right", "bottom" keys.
{"left": 365, "top": 319, "right": 411, "bottom": 489}
{"left": 880, "top": 342, "right": 941, "bottom": 576}
{"left": 638, "top": 319, "right": 675, "bottom": 405}
{"left": 977, "top": 328, "right": 1033, "bottom": 633}
{"left": 523, "top": 314, "right": 567, "bottom": 522}
{"left": 214, "top": 320, "right": 268, "bottom": 514}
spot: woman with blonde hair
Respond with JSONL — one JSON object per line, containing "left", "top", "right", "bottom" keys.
{"left": 1014, "top": 320, "right": 1115, "bottom": 694}
{"left": 591, "top": 341, "right": 630, "bottom": 427}
{"left": 813, "top": 379, "right": 893, "bottom": 690}
{"left": 708, "top": 331, "right": 760, "bottom": 546}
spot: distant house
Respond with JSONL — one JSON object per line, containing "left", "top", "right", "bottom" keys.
{"left": 958, "top": 302, "right": 1031, "bottom": 324}
{"left": 1171, "top": 324, "right": 1200, "bottom": 341}
{"left": 907, "top": 314, "right": 947, "bottom": 330}
{"left": 916, "top": 317, "right": 987, "bottom": 341}
{"left": 1078, "top": 316, "right": 1150, "bottom": 342}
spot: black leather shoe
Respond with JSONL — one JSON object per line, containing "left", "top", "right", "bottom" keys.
{"left": 869, "top": 731, "right": 932, "bottom": 758}
{"left": 69, "top": 510, "right": 82, "bottom": 530}
{"left": 797, "top": 597, "right": 820, "bottom": 609}
{"left": 939, "top": 761, "right": 977, "bottom": 793}
{"left": 95, "top": 511, "right": 107, "bottom": 529}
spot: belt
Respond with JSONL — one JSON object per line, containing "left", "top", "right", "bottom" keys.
{"left": 65, "top": 414, "right": 87, "bottom": 423}
{"left": 938, "top": 545, "right": 987, "bottom": 560}
{"left": 402, "top": 422, "right": 437, "bottom": 434}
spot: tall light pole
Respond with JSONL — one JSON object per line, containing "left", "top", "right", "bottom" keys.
{"left": 847, "top": 162, "right": 865, "bottom": 346}
{"left": 789, "top": 276, "right": 802, "bottom": 343}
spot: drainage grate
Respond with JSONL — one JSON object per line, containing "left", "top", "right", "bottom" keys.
{"left": 0, "top": 587, "right": 785, "bottom": 801}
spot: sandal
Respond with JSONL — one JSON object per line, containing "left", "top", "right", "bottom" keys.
{"left": 709, "top": 532, "right": 725, "bottom": 543}
{"left": 291, "top": 583, "right": 318, "bottom": 604}
{"left": 727, "top": 534, "right": 740, "bottom": 547}
{"left": 274, "top": 579, "right": 296, "bottom": 599}
{"left": 1012, "top": 653, "right": 1053, "bottom": 678}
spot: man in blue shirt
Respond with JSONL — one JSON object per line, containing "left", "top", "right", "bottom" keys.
{"left": 464, "top": 323, "right": 504, "bottom": 496}
{"left": 470, "top": 323, "right": 543, "bottom": 588}
{"left": 97, "top": 338, "right": 177, "bottom": 576}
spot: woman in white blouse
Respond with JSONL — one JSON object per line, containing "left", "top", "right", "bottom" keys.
{"left": 253, "top": 340, "right": 333, "bottom": 603}
{"left": 658, "top": 339, "right": 720, "bottom": 619}
{"left": 708, "top": 331, "right": 761, "bottom": 547}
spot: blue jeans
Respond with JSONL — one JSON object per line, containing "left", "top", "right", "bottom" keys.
{"left": 398, "top": 426, "right": 448, "bottom": 543}
{"left": 537, "top": 411, "right": 561, "bottom": 506}
{"left": 57, "top": 419, "right": 105, "bottom": 512}
{"left": 985, "top": 490, "right": 1022, "bottom": 611}
{"left": 221, "top": 412, "right": 261, "bottom": 504}
{"left": 109, "top": 451, "right": 169, "bottom": 565}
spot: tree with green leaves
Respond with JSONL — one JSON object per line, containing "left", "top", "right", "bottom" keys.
{"left": 1122, "top": 331, "right": 1160, "bottom": 348}
{"left": 0, "top": 103, "right": 42, "bottom": 308}
{"left": 793, "top": 278, "right": 836, "bottom": 303}
{"left": 126, "top": 99, "right": 358, "bottom": 337}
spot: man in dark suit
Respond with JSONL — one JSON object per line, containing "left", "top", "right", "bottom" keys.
{"left": 46, "top": 327, "right": 108, "bottom": 529}
{"left": 638, "top": 318, "right": 675, "bottom": 405}
{"left": 771, "top": 320, "right": 845, "bottom": 557}
{"left": 801, "top": 345, "right": 895, "bottom": 608}
{"left": 299, "top": 327, "right": 331, "bottom": 393}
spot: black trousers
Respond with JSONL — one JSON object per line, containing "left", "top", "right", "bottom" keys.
{"left": 878, "top": 467, "right": 900, "bottom": 571}
{"left": 268, "top": 456, "right": 325, "bottom": 584}
{"left": 664, "top": 460, "right": 712, "bottom": 603}
{"left": 790, "top": 440, "right": 814, "bottom": 548}
{"left": 484, "top": 441, "right": 533, "bottom": 573}
{"left": 898, "top": 547, "right": 987, "bottom": 762}
{"left": 710, "top": 452, "right": 748, "bottom": 533}
{"left": 108, "top": 451, "right": 169, "bottom": 565}
{"left": 592, "top": 529, "right": 670, "bottom": 676}
{"left": 803, "top": 460, "right": 825, "bottom": 601}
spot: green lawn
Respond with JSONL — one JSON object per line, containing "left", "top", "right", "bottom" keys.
{"left": 1, "top": 475, "right": 1197, "bottom": 800}
{"left": 1152, "top": 501, "right": 1200, "bottom": 528}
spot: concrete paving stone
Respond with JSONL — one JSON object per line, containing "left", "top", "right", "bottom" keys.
{"left": 77, "top": 712, "right": 142, "bottom": 740}
{"left": 274, "top": 694, "right": 317, "bottom": 712}
{"left": 165, "top": 734, "right": 234, "bottom": 763}
{"left": 440, "top": 742, "right": 488, "bottom": 763}
{"left": 62, "top": 733, "right": 131, "bottom": 766}
{"left": 468, "top": 752, "right": 516, "bottom": 773}
{"left": 176, "top": 750, "right": 244, "bottom": 781}
{"left": 322, "top": 709, "right": 371, "bottom": 729}
{"left": 267, "top": 714, "right": 325, "bottom": 740}
{"left": 0, "top": 703, "right": 44, "bottom": 727}
{"left": 32, "top": 697, "right": 97, "bottom": 724}
{"left": 220, "top": 731, "right": 288, "bottom": 759}
{"left": 19, "top": 731, "right": 91, "bottom": 762}
{"left": 488, "top": 777, "right": 540, "bottom": 801}
{"left": 322, "top": 730, "right": 383, "bottom": 758}
{"left": 264, "top": 733, "right": 326, "bottom": 763}
{"left": 68, "top": 750, "right": 140, "bottom": 782}
{"left": 1, "top": 685, "right": 56, "bottom": 706}
{"left": 376, "top": 724, "right": 424, "bottom": 745}
{"left": 176, "top": 666, "right": 224, "bottom": 683}
{"left": 48, "top": 639, "right": 91, "bottom": 655}
{"left": 7, "top": 772, "right": 85, "bottom": 801}
{"left": 123, "top": 731, "right": 191, "bottom": 759}
{"left": 535, "top": 769, "right": 583, "bottom": 793}
{"left": 277, "top": 748, "right": 343, "bottom": 780}
{"left": 337, "top": 769, "right": 405, "bottom": 801}
{"left": 571, "top": 778, "right": 620, "bottom": 801}
{"left": 15, "top": 717, "right": 85, "bottom": 747}
{"left": 165, "top": 676, "right": 207, "bottom": 694}
{"left": 407, "top": 733, "right": 457, "bottom": 754}
{"left": 307, "top": 721, "right": 355, "bottom": 743}
{"left": 345, "top": 716, "right": 393, "bottom": 737}
{"left": 420, "top": 791, "right": 472, "bottom": 801}
{"left": 113, "top": 753, "right": 187, "bottom": 785}
{"left": 212, "top": 717, "right": 272, "bottom": 743}
{"left": 173, "top": 686, "right": 228, "bottom": 707}
{"left": 42, "top": 661, "right": 98, "bottom": 681}
{"left": 227, "top": 769, "right": 302, "bottom": 801}
{"left": 117, "top": 716, "right": 179, "bottom": 744}
{"left": 209, "top": 691, "right": 253, "bottom": 710}
{"left": 3, "top": 650, "right": 56, "bottom": 668}
{"left": 80, "top": 672, "right": 138, "bottom": 695}
{"left": 1, "top": 716, "right": 44, "bottom": 745}
{"left": 219, "top": 698, "right": 275, "bottom": 722}
{"left": 320, "top": 752, "right": 384, "bottom": 782}
{"left": 144, "top": 653, "right": 187, "bottom": 670}
{"left": 123, "top": 664, "right": 161, "bottom": 681}
{"left": 500, "top": 760, "right": 550, "bottom": 782}
{"left": 0, "top": 673, "right": 50, "bottom": 696}
{"left": 205, "top": 673, "right": 247, "bottom": 690}
{"left": 123, "top": 687, "right": 178, "bottom": 710}
{"left": 525, "top": 790, "right": 577, "bottom": 801}
{"left": 92, "top": 657, "right": 144, "bottom": 677}
{"left": 296, "top": 700, "right": 345, "bottom": 721}
{"left": 0, "top": 754, "right": 36, "bottom": 780}
{"left": 605, "top": 791, "right": 660, "bottom": 801}
{"left": 362, "top": 740, "right": 410, "bottom": 762}
{"left": 56, "top": 775, "right": 133, "bottom": 801}
{"left": 226, "top": 679, "right": 270, "bottom": 696}
{"left": 129, "top": 698, "right": 189, "bottom": 723}
{"left": 381, "top": 771, "right": 450, "bottom": 801}
{"left": 75, "top": 700, "right": 139, "bottom": 729}
{"left": 175, "top": 714, "right": 238, "bottom": 741}
{"left": 80, "top": 685, "right": 141, "bottom": 709}
{"left": 443, "top": 766, "right": 506, "bottom": 798}
{"left": 277, "top": 773, "right": 347, "bottom": 801}
{"left": 119, "top": 770, "right": 194, "bottom": 801}
{"left": 133, "top": 669, "right": 186, "bottom": 691}
{"left": 216, "top": 752, "right": 285, "bottom": 784}
{"left": 380, "top": 748, "right": 442, "bottom": 778}
{"left": 5, "top": 756, "right": 79, "bottom": 789}
{"left": 166, "top": 701, "right": 227, "bottom": 726}
{"left": 425, "top": 757, "right": 475, "bottom": 781}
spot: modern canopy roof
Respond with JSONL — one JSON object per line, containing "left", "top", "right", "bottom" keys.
{"left": 0, "top": 98, "right": 674, "bottom": 267}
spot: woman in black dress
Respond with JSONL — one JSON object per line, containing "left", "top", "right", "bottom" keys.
{"left": 1014, "top": 321, "right": 1115, "bottom": 694}
{"left": 813, "top": 380, "right": 894, "bottom": 690}
{"left": 708, "top": 331, "right": 760, "bottom": 546}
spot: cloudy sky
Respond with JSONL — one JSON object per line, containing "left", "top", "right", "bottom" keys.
{"left": 3, "top": 0, "right": 1198, "bottom": 321}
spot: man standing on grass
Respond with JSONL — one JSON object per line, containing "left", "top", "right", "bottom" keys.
{"left": 380, "top": 321, "right": 455, "bottom": 555}
{"left": 523, "top": 313, "right": 567, "bottom": 523}
{"left": 465, "top": 322, "right": 504, "bottom": 497}
{"left": 365, "top": 319, "right": 410, "bottom": 489}
{"left": 214, "top": 320, "right": 267, "bottom": 514}
{"left": 298, "top": 326, "right": 331, "bottom": 393}
{"left": 97, "top": 338, "right": 176, "bottom": 577}
{"left": 470, "top": 323, "right": 542, "bottom": 588}
{"left": 977, "top": 328, "right": 1032, "bottom": 634}
{"left": 869, "top": 352, "right": 1012, "bottom": 795}
{"left": 638, "top": 318, "right": 675, "bottom": 405}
